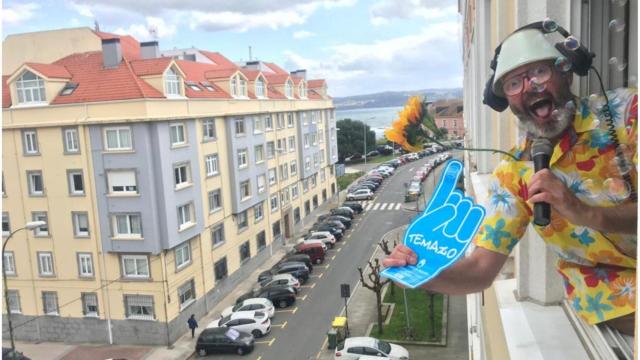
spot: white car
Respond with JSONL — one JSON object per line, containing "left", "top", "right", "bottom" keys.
{"left": 207, "top": 310, "right": 271, "bottom": 338}
{"left": 376, "top": 166, "right": 394, "bottom": 175}
{"left": 346, "top": 189, "right": 373, "bottom": 201}
{"left": 335, "top": 337, "right": 409, "bottom": 360}
{"left": 221, "top": 298, "right": 275, "bottom": 319}
{"left": 307, "top": 231, "right": 336, "bottom": 247}
{"left": 259, "top": 274, "right": 300, "bottom": 292}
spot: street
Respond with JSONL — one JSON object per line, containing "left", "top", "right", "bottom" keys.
{"left": 192, "top": 152, "right": 459, "bottom": 360}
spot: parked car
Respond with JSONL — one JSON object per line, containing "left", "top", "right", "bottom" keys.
{"left": 306, "top": 230, "right": 338, "bottom": 245}
{"left": 368, "top": 169, "right": 389, "bottom": 178}
{"left": 405, "top": 181, "right": 422, "bottom": 202}
{"left": 195, "top": 327, "right": 254, "bottom": 356}
{"left": 310, "top": 223, "right": 343, "bottom": 239}
{"left": 365, "top": 150, "right": 380, "bottom": 158}
{"left": 259, "top": 274, "right": 301, "bottom": 293}
{"left": 346, "top": 189, "right": 373, "bottom": 201}
{"left": 350, "top": 183, "right": 377, "bottom": 192}
{"left": 221, "top": 298, "right": 275, "bottom": 319}
{"left": 207, "top": 311, "right": 271, "bottom": 339}
{"left": 2, "top": 348, "right": 31, "bottom": 360}
{"left": 330, "top": 207, "right": 355, "bottom": 218}
{"left": 318, "top": 219, "right": 345, "bottom": 231}
{"left": 342, "top": 202, "right": 364, "bottom": 213}
{"left": 278, "top": 253, "right": 314, "bottom": 272}
{"left": 345, "top": 153, "right": 362, "bottom": 162}
{"left": 334, "top": 337, "right": 409, "bottom": 360}
{"left": 258, "top": 262, "right": 310, "bottom": 284}
{"left": 299, "top": 238, "right": 328, "bottom": 252}
{"left": 318, "top": 215, "right": 352, "bottom": 229}
{"left": 295, "top": 242, "right": 326, "bottom": 264}
{"left": 236, "top": 286, "right": 296, "bottom": 308}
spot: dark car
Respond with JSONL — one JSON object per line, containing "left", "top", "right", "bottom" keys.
{"left": 196, "top": 326, "right": 254, "bottom": 356}
{"left": 309, "top": 224, "right": 343, "bottom": 239}
{"left": 318, "top": 219, "right": 345, "bottom": 231}
{"left": 318, "top": 214, "right": 352, "bottom": 228}
{"left": 342, "top": 202, "right": 364, "bottom": 213}
{"left": 359, "top": 181, "right": 380, "bottom": 190}
{"left": 236, "top": 285, "right": 296, "bottom": 308}
{"left": 365, "top": 150, "right": 379, "bottom": 158}
{"left": 258, "top": 262, "right": 310, "bottom": 284}
{"left": 278, "top": 253, "right": 313, "bottom": 272}
{"left": 364, "top": 175, "right": 384, "bottom": 183}
{"left": 330, "top": 208, "right": 354, "bottom": 219}
{"left": 2, "top": 348, "right": 31, "bottom": 360}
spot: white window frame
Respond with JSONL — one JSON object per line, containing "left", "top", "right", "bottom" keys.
{"left": 178, "top": 279, "right": 196, "bottom": 310}
{"left": 270, "top": 194, "right": 279, "bottom": 212}
{"left": 257, "top": 174, "right": 266, "bottom": 194}
{"left": 290, "top": 160, "right": 298, "bottom": 176}
{"left": 22, "top": 130, "right": 39, "bottom": 155}
{"left": 256, "top": 78, "right": 265, "bottom": 98}
{"left": 3, "top": 251, "right": 16, "bottom": 275}
{"left": 239, "top": 78, "right": 247, "bottom": 97}
{"left": 73, "top": 212, "right": 90, "bottom": 237}
{"left": 291, "top": 184, "right": 299, "bottom": 199}
{"left": 165, "top": 67, "right": 181, "bottom": 96}
{"left": 173, "top": 163, "right": 191, "bottom": 189}
{"left": 121, "top": 255, "right": 150, "bottom": 279}
{"left": 177, "top": 203, "right": 195, "bottom": 231}
{"left": 38, "top": 252, "right": 54, "bottom": 276}
{"left": 16, "top": 71, "right": 46, "bottom": 104}
{"left": 208, "top": 189, "right": 222, "bottom": 213}
{"left": 212, "top": 224, "right": 225, "bottom": 247}
{"left": 240, "top": 180, "right": 251, "bottom": 201}
{"left": 289, "top": 136, "right": 296, "bottom": 152}
{"left": 82, "top": 293, "right": 99, "bottom": 317}
{"left": 285, "top": 80, "right": 293, "bottom": 98}
{"left": 104, "top": 126, "right": 133, "bottom": 151}
{"left": 113, "top": 214, "right": 142, "bottom": 238}
{"left": 255, "top": 144, "right": 265, "bottom": 163}
{"left": 7, "top": 290, "right": 20, "bottom": 313}
{"left": 253, "top": 117, "right": 263, "bottom": 134}
{"left": 77, "top": 253, "right": 94, "bottom": 277}
{"left": 63, "top": 127, "right": 80, "bottom": 153}
{"left": 32, "top": 212, "right": 48, "bottom": 236}
{"left": 230, "top": 77, "right": 238, "bottom": 97}
{"left": 125, "top": 294, "right": 154, "bottom": 320}
{"left": 42, "top": 291, "right": 59, "bottom": 315}
{"left": 287, "top": 113, "right": 294, "bottom": 127}
{"left": 264, "top": 115, "right": 273, "bottom": 131}
{"left": 268, "top": 168, "right": 277, "bottom": 185}
{"left": 175, "top": 242, "right": 192, "bottom": 270}
{"left": 169, "top": 122, "right": 187, "bottom": 147}
{"left": 254, "top": 202, "right": 264, "bottom": 222}
{"left": 107, "top": 170, "right": 138, "bottom": 194}
{"left": 237, "top": 210, "right": 248, "bottom": 230}
{"left": 237, "top": 148, "right": 248, "bottom": 169}
{"left": 27, "top": 171, "right": 44, "bottom": 196}
{"left": 2, "top": 212, "right": 10, "bottom": 237}
{"left": 205, "top": 154, "right": 219, "bottom": 177}
{"left": 68, "top": 170, "right": 85, "bottom": 195}
{"left": 234, "top": 118, "right": 245, "bottom": 136}
{"left": 266, "top": 141, "right": 275, "bottom": 159}
{"left": 202, "top": 119, "right": 216, "bottom": 141}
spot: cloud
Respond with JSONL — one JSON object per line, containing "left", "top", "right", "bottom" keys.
{"left": 293, "top": 30, "right": 316, "bottom": 39}
{"left": 2, "top": 3, "right": 40, "bottom": 25}
{"left": 369, "top": 0, "right": 458, "bottom": 25}
{"left": 114, "top": 16, "right": 177, "bottom": 40}
{"left": 284, "top": 21, "right": 462, "bottom": 96}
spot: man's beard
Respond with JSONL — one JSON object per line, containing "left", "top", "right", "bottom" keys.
{"left": 512, "top": 90, "right": 575, "bottom": 139}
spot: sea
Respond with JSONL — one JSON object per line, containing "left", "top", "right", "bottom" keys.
{"left": 335, "top": 106, "right": 403, "bottom": 140}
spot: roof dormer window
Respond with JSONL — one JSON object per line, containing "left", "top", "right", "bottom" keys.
{"left": 60, "top": 83, "right": 78, "bottom": 96}
{"left": 16, "top": 70, "right": 46, "bottom": 104}
{"left": 200, "top": 81, "right": 215, "bottom": 92}
{"left": 239, "top": 78, "right": 247, "bottom": 97}
{"left": 230, "top": 77, "right": 238, "bottom": 97}
{"left": 186, "top": 81, "right": 202, "bottom": 92}
{"left": 230, "top": 75, "right": 248, "bottom": 99}
{"left": 285, "top": 80, "right": 293, "bottom": 99}
{"left": 256, "top": 78, "right": 266, "bottom": 98}
{"left": 299, "top": 83, "right": 307, "bottom": 99}
{"left": 165, "top": 67, "right": 181, "bottom": 96}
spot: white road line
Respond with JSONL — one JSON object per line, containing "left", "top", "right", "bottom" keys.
{"left": 372, "top": 203, "right": 380, "bottom": 210}
{"left": 365, "top": 203, "right": 374, "bottom": 211}
{"left": 395, "top": 203, "right": 402, "bottom": 210}
{"left": 409, "top": 167, "right": 415, "bottom": 171}
{"left": 379, "top": 203, "right": 387, "bottom": 210}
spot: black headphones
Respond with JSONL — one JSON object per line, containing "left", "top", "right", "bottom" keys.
{"left": 483, "top": 21, "right": 595, "bottom": 112}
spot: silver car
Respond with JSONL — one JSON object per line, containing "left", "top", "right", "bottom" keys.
{"left": 346, "top": 189, "right": 373, "bottom": 201}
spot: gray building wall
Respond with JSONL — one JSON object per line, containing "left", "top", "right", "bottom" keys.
{"left": 297, "top": 110, "right": 321, "bottom": 179}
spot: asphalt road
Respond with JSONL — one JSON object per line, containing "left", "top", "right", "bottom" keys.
{"left": 194, "top": 153, "right": 456, "bottom": 360}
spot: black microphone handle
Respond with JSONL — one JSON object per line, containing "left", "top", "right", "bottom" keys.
{"left": 532, "top": 154, "right": 551, "bottom": 226}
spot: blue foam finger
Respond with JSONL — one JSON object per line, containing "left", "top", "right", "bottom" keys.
{"left": 444, "top": 199, "right": 472, "bottom": 237}
{"left": 457, "top": 206, "right": 486, "bottom": 243}
{"left": 425, "top": 160, "right": 464, "bottom": 213}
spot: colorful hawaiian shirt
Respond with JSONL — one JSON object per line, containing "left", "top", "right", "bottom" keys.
{"left": 475, "top": 88, "right": 638, "bottom": 324}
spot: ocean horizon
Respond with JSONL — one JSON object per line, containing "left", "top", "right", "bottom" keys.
{"left": 335, "top": 106, "right": 403, "bottom": 139}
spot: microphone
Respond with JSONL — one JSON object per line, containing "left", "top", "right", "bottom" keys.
{"left": 531, "top": 138, "right": 553, "bottom": 226}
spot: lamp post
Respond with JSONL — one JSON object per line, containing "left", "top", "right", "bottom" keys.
{"left": 364, "top": 117, "right": 374, "bottom": 166}
{"left": 3, "top": 220, "right": 46, "bottom": 356}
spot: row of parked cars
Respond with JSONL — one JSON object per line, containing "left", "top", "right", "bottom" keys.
{"left": 405, "top": 152, "right": 452, "bottom": 202}
{"left": 195, "top": 202, "right": 364, "bottom": 356}
{"left": 346, "top": 161, "right": 399, "bottom": 201}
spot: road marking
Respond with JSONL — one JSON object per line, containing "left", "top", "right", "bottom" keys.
{"left": 257, "top": 356, "right": 262, "bottom": 360}
{"left": 395, "top": 203, "right": 402, "bottom": 210}
{"left": 380, "top": 203, "right": 387, "bottom": 210}
{"left": 271, "top": 322, "right": 287, "bottom": 328}
{"left": 292, "top": 307, "right": 298, "bottom": 314}
{"left": 331, "top": 255, "right": 336, "bottom": 260}
{"left": 319, "top": 273, "right": 324, "bottom": 279}
{"left": 301, "top": 283, "right": 316, "bottom": 289}
{"left": 255, "top": 340, "right": 271, "bottom": 344}
{"left": 409, "top": 167, "right": 414, "bottom": 171}
{"left": 275, "top": 307, "right": 297, "bottom": 314}
{"left": 364, "top": 203, "right": 373, "bottom": 211}
{"left": 336, "top": 247, "right": 342, "bottom": 252}
{"left": 372, "top": 203, "right": 380, "bottom": 210}
{"left": 318, "top": 264, "right": 330, "bottom": 268}
{"left": 269, "top": 338, "right": 275, "bottom": 346}
{"left": 300, "top": 294, "right": 308, "bottom": 301}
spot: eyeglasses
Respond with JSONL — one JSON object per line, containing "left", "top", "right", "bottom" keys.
{"left": 502, "top": 63, "right": 553, "bottom": 96}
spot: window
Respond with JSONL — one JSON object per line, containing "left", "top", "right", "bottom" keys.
{"left": 175, "top": 242, "right": 191, "bottom": 270}
{"left": 277, "top": 113, "right": 285, "bottom": 129}
{"left": 290, "top": 160, "right": 298, "bottom": 176}
{"left": 27, "top": 171, "right": 44, "bottom": 196}
{"left": 255, "top": 145, "right": 265, "bottom": 163}
{"left": 169, "top": 123, "right": 187, "bottom": 147}
{"left": 16, "top": 71, "right": 45, "bottom": 104}
{"left": 305, "top": 157, "right": 311, "bottom": 171}
{"left": 277, "top": 138, "right": 286, "bottom": 152}
{"left": 303, "top": 179, "right": 309, "bottom": 193}
{"left": 304, "top": 134, "right": 310, "bottom": 148}
{"left": 186, "top": 81, "right": 201, "bottom": 92}
{"left": 73, "top": 212, "right": 90, "bottom": 237}
{"left": 302, "top": 112, "right": 309, "bottom": 125}
{"left": 270, "top": 194, "right": 279, "bottom": 212}
{"left": 240, "top": 180, "right": 251, "bottom": 200}
{"left": 3, "top": 251, "right": 15, "bottom": 275}
{"left": 291, "top": 184, "right": 299, "bottom": 199}
{"left": 285, "top": 80, "right": 293, "bottom": 98}
{"left": 289, "top": 136, "right": 296, "bottom": 152}
{"left": 268, "top": 168, "right": 277, "bottom": 185}
{"left": 2, "top": 213, "right": 10, "bottom": 237}
{"left": 311, "top": 133, "right": 317, "bottom": 146}
{"left": 293, "top": 207, "right": 301, "bottom": 224}
{"left": 257, "top": 174, "right": 266, "bottom": 194}
{"left": 107, "top": 170, "right": 137, "bottom": 194}
{"left": 234, "top": 118, "right": 245, "bottom": 136}
{"left": 165, "top": 67, "right": 180, "bottom": 96}
{"left": 265, "top": 115, "right": 273, "bottom": 131}
{"left": 201, "top": 81, "right": 215, "bottom": 92}
{"left": 104, "top": 127, "right": 132, "bottom": 151}
{"left": 311, "top": 174, "right": 318, "bottom": 187}
{"left": 205, "top": 154, "right": 219, "bottom": 177}
{"left": 266, "top": 142, "right": 275, "bottom": 159}
{"left": 60, "top": 82, "right": 78, "bottom": 96}
{"left": 314, "top": 153, "right": 320, "bottom": 168}
{"left": 178, "top": 203, "right": 194, "bottom": 230}
{"left": 272, "top": 221, "right": 281, "bottom": 240}
{"left": 32, "top": 212, "right": 48, "bottom": 236}
{"left": 68, "top": 170, "right": 85, "bottom": 195}
{"left": 38, "top": 252, "right": 54, "bottom": 276}
{"left": 239, "top": 78, "right": 247, "bottom": 97}
{"left": 237, "top": 148, "right": 248, "bottom": 169}
{"left": 125, "top": 294, "right": 154, "bottom": 320}
{"left": 304, "top": 200, "right": 311, "bottom": 216}
{"left": 174, "top": 163, "right": 191, "bottom": 188}
{"left": 256, "top": 231, "right": 266, "bottom": 251}
{"left": 7, "top": 290, "right": 20, "bottom": 313}
{"left": 287, "top": 113, "right": 294, "bottom": 127}
{"left": 239, "top": 241, "right": 251, "bottom": 263}
{"left": 77, "top": 253, "right": 94, "bottom": 277}
{"left": 202, "top": 119, "right": 216, "bottom": 141}
{"left": 211, "top": 224, "right": 225, "bottom": 247}
{"left": 230, "top": 77, "right": 238, "bottom": 97}
{"left": 253, "top": 117, "right": 263, "bottom": 133}
{"left": 237, "top": 210, "right": 248, "bottom": 230}
{"left": 321, "top": 169, "right": 326, "bottom": 182}
{"left": 113, "top": 214, "right": 142, "bottom": 238}
{"left": 313, "top": 195, "right": 319, "bottom": 209}
{"left": 82, "top": 293, "right": 98, "bottom": 316}
{"left": 208, "top": 189, "right": 222, "bottom": 213}
{"left": 178, "top": 279, "right": 196, "bottom": 310}
{"left": 279, "top": 164, "right": 288, "bottom": 180}
{"left": 214, "top": 257, "right": 228, "bottom": 280}
{"left": 121, "top": 255, "right": 149, "bottom": 278}
{"left": 256, "top": 78, "right": 265, "bottom": 98}
{"left": 254, "top": 202, "right": 264, "bottom": 222}
{"left": 43, "top": 291, "right": 59, "bottom": 315}
{"left": 63, "top": 128, "right": 80, "bottom": 153}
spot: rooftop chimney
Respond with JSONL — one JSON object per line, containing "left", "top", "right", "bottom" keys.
{"left": 140, "top": 41, "right": 160, "bottom": 59}
{"left": 102, "top": 38, "right": 122, "bottom": 68}
{"left": 290, "top": 69, "right": 307, "bottom": 80}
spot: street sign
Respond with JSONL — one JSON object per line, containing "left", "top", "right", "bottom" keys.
{"left": 340, "top": 283, "right": 350, "bottom": 298}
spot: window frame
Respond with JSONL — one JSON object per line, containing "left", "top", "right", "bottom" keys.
{"left": 177, "top": 202, "right": 195, "bottom": 231}
{"left": 214, "top": 257, "right": 228, "bottom": 280}
{"left": 3, "top": 251, "right": 16, "bottom": 276}
{"left": 202, "top": 119, "right": 216, "bottom": 141}
{"left": 290, "top": 160, "right": 298, "bottom": 176}
{"left": 240, "top": 180, "right": 251, "bottom": 201}
{"left": 237, "top": 210, "right": 248, "bottom": 231}
{"left": 178, "top": 279, "right": 196, "bottom": 310}
{"left": 173, "top": 162, "right": 191, "bottom": 189}
{"left": 2, "top": 212, "right": 10, "bottom": 237}
{"left": 288, "top": 136, "right": 296, "bottom": 152}
{"left": 32, "top": 212, "right": 49, "bottom": 237}
{"left": 77, "top": 252, "right": 94, "bottom": 278}
{"left": 42, "top": 291, "right": 59, "bottom": 316}
{"left": 175, "top": 241, "right": 192, "bottom": 271}
{"left": 254, "top": 202, "right": 264, "bottom": 222}
{"left": 208, "top": 189, "right": 222, "bottom": 213}
{"left": 72, "top": 211, "right": 90, "bottom": 238}
{"left": 256, "top": 231, "right": 266, "bottom": 251}
{"left": 124, "top": 294, "right": 155, "bottom": 320}
{"left": 205, "top": 154, "right": 219, "bottom": 177}
{"left": 253, "top": 117, "right": 263, "bottom": 134}
{"left": 121, "top": 254, "right": 150, "bottom": 279}
{"left": 67, "top": 169, "right": 85, "bottom": 196}
{"left": 62, "top": 127, "right": 80, "bottom": 154}
{"left": 169, "top": 122, "right": 187, "bottom": 147}
{"left": 237, "top": 148, "right": 248, "bottom": 169}
{"left": 16, "top": 71, "right": 46, "bottom": 105}
{"left": 27, "top": 170, "right": 44, "bottom": 196}
{"left": 37, "top": 251, "right": 55, "bottom": 277}
{"left": 103, "top": 126, "right": 133, "bottom": 151}
{"left": 270, "top": 194, "right": 279, "bottom": 212}
{"left": 254, "top": 144, "right": 265, "bottom": 164}
{"left": 81, "top": 292, "right": 99, "bottom": 317}
{"left": 234, "top": 118, "right": 245, "bottom": 136}
{"left": 239, "top": 241, "right": 251, "bottom": 264}
{"left": 165, "top": 67, "right": 181, "bottom": 96}
{"left": 112, "top": 213, "right": 142, "bottom": 239}
{"left": 211, "top": 223, "right": 225, "bottom": 248}
{"left": 7, "top": 290, "right": 21, "bottom": 313}
{"left": 257, "top": 174, "right": 266, "bottom": 194}
{"left": 106, "top": 169, "right": 138, "bottom": 195}
{"left": 268, "top": 168, "right": 277, "bottom": 185}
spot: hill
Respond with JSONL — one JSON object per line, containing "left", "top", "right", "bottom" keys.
{"left": 333, "top": 88, "right": 462, "bottom": 110}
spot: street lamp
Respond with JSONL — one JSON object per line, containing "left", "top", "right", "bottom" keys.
{"left": 3, "top": 220, "right": 46, "bottom": 355}
{"left": 364, "top": 117, "right": 374, "bottom": 166}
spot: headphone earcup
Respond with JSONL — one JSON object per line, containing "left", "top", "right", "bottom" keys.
{"left": 554, "top": 43, "right": 594, "bottom": 76}
{"left": 483, "top": 75, "right": 509, "bottom": 112}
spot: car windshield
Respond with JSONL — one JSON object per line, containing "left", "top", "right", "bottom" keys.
{"left": 232, "top": 303, "right": 242, "bottom": 311}
{"left": 220, "top": 314, "right": 232, "bottom": 325}
{"left": 377, "top": 340, "right": 391, "bottom": 354}
{"left": 225, "top": 328, "right": 240, "bottom": 340}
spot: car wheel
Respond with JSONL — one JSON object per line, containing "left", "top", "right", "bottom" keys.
{"left": 251, "top": 329, "right": 262, "bottom": 338}
{"left": 315, "top": 257, "right": 322, "bottom": 264}
{"left": 197, "top": 348, "right": 207, "bottom": 357}
{"left": 279, "top": 300, "right": 288, "bottom": 308}
{"left": 237, "top": 347, "right": 245, "bottom": 355}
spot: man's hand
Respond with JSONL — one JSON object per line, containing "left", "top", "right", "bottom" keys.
{"left": 527, "top": 169, "right": 590, "bottom": 226}
{"left": 382, "top": 244, "right": 417, "bottom": 268}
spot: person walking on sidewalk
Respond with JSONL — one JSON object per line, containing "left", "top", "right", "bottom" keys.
{"left": 188, "top": 314, "right": 198, "bottom": 338}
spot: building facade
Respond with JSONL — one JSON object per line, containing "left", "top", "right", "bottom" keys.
{"left": 430, "top": 99, "right": 464, "bottom": 139}
{"left": 2, "top": 27, "right": 338, "bottom": 345}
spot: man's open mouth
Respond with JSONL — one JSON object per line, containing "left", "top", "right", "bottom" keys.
{"left": 528, "top": 98, "right": 554, "bottom": 119}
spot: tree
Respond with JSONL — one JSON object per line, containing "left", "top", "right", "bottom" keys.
{"left": 336, "top": 119, "right": 376, "bottom": 161}
{"left": 358, "top": 258, "right": 391, "bottom": 334}
{"left": 436, "top": 127, "right": 448, "bottom": 140}
{"left": 378, "top": 238, "right": 397, "bottom": 298}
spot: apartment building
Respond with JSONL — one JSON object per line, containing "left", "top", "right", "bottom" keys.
{"left": 460, "top": 1, "right": 637, "bottom": 359}
{"left": 429, "top": 99, "right": 464, "bottom": 139}
{"left": 2, "top": 27, "right": 338, "bottom": 345}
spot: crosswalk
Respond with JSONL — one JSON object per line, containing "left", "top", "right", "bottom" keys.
{"left": 362, "top": 201, "right": 403, "bottom": 211}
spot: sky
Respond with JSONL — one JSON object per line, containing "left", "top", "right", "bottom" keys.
{"left": 2, "top": 0, "right": 463, "bottom": 97}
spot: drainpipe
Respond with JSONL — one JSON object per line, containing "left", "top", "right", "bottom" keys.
{"left": 160, "top": 250, "right": 173, "bottom": 348}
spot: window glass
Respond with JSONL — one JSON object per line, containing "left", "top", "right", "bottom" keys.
{"left": 107, "top": 170, "right": 137, "bottom": 194}
{"left": 16, "top": 71, "right": 46, "bottom": 104}
{"left": 122, "top": 255, "right": 149, "bottom": 278}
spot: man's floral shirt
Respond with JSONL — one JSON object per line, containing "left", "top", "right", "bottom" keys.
{"left": 475, "top": 88, "right": 637, "bottom": 324}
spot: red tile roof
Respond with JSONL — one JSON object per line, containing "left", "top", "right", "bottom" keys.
{"left": 264, "top": 73, "right": 289, "bottom": 84}
{"left": 200, "top": 51, "right": 238, "bottom": 69}
{"left": 265, "top": 62, "right": 288, "bottom": 75}
{"left": 176, "top": 60, "right": 231, "bottom": 99}
{"left": 307, "top": 79, "right": 326, "bottom": 88}
{"left": 239, "top": 69, "right": 261, "bottom": 81}
{"left": 291, "top": 76, "right": 303, "bottom": 85}
{"left": 130, "top": 58, "right": 173, "bottom": 76}
{"left": 307, "top": 89, "right": 324, "bottom": 100}
{"left": 204, "top": 68, "right": 238, "bottom": 80}
{"left": 3, "top": 76, "right": 11, "bottom": 108}
{"left": 25, "top": 63, "right": 72, "bottom": 79}
{"left": 267, "top": 85, "right": 286, "bottom": 99}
